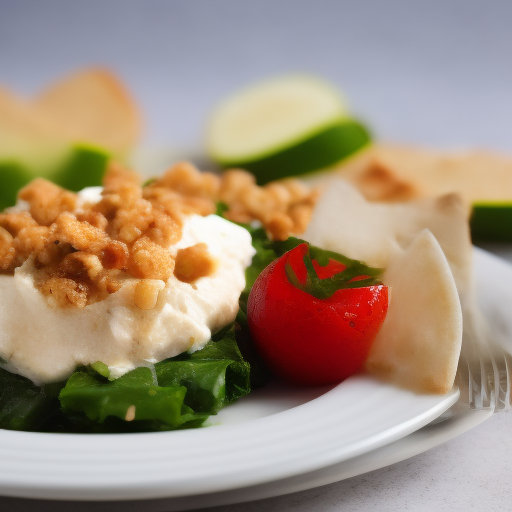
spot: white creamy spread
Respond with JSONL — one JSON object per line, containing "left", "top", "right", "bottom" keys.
{"left": 0, "top": 207, "right": 255, "bottom": 385}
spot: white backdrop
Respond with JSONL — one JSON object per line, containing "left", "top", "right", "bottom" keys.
{"left": 1, "top": 0, "right": 511, "bottom": 151}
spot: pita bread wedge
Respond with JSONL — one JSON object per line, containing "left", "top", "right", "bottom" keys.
{"left": 303, "top": 179, "right": 473, "bottom": 393}
{"left": 0, "top": 86, "right": 72, "bottom": 188}
{"left": 365, "top": 230, "right": 462, "bottom": 394}
{"left": 0, "top": 87, "right": 63, "bottom": 156}
{"left": 303, "top": 180, "right": 472, "bottom": 291}
{"left": 1, "top": 68, "right": 141, "bottom": 158}
{"left": 336, "top": 143, "right": 512, "bottom": 205}
{"left": 33, "top": 68, "right": 141, "bottom": 155}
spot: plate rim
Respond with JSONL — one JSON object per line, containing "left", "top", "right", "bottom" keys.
{"left": 0, "top": 375, "right": 458, "bottom": 501}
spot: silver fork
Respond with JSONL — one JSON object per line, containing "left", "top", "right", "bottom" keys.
{"left": 464, "top": 306, "right": 512, "bottom": 412}
{"left": 434, "top": 309, "right": 512, "bottom": 424}
{"left": 433, "top": 246, "right": 512, "bottom": 421}
{"left": 488, "top": 342, "right": 512, "bottom": 412}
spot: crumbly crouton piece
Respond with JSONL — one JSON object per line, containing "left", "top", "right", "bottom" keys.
{"left": 174, "top": 243, "right": 216, "bottom": 283}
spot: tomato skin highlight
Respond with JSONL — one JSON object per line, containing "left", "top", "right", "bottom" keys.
{"left": 247, "top": 244, "right": 389, "bottom": 386}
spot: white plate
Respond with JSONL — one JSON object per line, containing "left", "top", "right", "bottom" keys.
{"left": 0, "top": 376, "right": 457, "bottom": 501}
{"left": 1, "top": 249, "right": 511, "bottom": 506}
{"left": 0, "top": 146, "right": 457, "bottom": 501}
{"left": 159, "top": 409, "right": 492, "bottom": 512}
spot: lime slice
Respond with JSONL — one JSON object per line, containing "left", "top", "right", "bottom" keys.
{"left": 471, "top": 202, "right": 512, "bottom": 242}
{"left": 206, "top": 76, "right": 371, "bottom": 184}
{"left": 51, "top": 144, "right": 110, "bottom": 192}
{"left": 0, "top": 144, "right": 110, "bottom": 210}
{"left": 0, "top": 161, "right": 34, "bottom": 210}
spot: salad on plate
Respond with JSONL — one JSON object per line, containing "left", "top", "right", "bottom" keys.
{"left": 0, "top": 69, "right": 501, "bottom": 434}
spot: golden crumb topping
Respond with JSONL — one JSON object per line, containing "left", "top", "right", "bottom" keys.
{"left": 217, "top": 169, "right": 319, "bottom": 240}
{"left": 0, "top": 161, "right": 318, "bottom": 308}
{"left": 18, "top": 178, "right": 78, "bottom": 226}
{"left": 175, "top": 243, "right": 217, "bottom": 284}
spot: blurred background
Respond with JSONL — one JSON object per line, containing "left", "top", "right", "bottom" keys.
{"left": 1, "top": 0, "right": 511, "bottom": 152}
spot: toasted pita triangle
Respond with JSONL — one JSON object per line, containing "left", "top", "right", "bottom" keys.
{"left": 336, "top": 143, "right": 512, "bottom": 204}
{"left": 303, "top": 179, "right": 469, "bottom": 393}
{"left": 0, "top": 87, "right": 67, "bottom": 173}
{"left": 0, "top": 87, "right": 59, "bottom": 150}
{"left": 33, "top": 68, "right": 141, "bottom": 155}
{"left": 365, "top": 230, "right": 462, "bottom": 394}
{"left": 303, "top": 179, "right": 472, "bottom": 294}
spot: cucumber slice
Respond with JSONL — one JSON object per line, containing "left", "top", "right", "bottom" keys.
{"left": 207, "top": 76, "right": 370, "bottom": 184}
{"left": 471, "top": 202, "right": 512, "bottom": 242}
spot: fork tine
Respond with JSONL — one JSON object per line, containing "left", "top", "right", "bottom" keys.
{"left": 459, "top": 337, "right": 495, "bottom": 411}
{"left": 479, "top": 349, "right": 495, "bottom": 410}
{"left": 505, "top": 353, "right": 512, "bottom": 410}
{"left": 493, "top": 348, "right": 512, "bottom": 411}
{"left": 456, "top": 353, "right": 470, "bottom": 409}
{"left": 432, "top": 336, "right": 509, "bottom": 424}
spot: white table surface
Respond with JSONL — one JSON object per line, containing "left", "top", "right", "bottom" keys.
{"left": 1, "top": 1, "right": 512, "bottom": 511}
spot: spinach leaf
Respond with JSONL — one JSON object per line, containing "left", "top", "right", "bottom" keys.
{"left": 156, "top": 324, "right": 250, "bottom": 413}
{"left": 235, "top": 226, "right": 285, "bottom": 388}
{"left": 53, "top": 324, "right": 250, "bottom": 433}
{"left": 59, "top": 366, "right": 198, "bottom": 427}
{"left": 215, "top": 201, "right": 229, "bottom": 217}
{"left": 0, "top": 367, "right": 63, "bottom": 431}
{"left": 243, "top": 227, "right": 279, "bottom": 296}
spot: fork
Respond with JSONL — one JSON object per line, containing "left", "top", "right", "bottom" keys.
{"left": 433, "top": 306, "right": 512, "bottom": 424}
{"left": 464, "top": 303, "right": 512, "bottom": 412}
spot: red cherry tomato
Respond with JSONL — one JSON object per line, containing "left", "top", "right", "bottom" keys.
{"left": 247, "top": 244, "right": 389, "bottom": 386}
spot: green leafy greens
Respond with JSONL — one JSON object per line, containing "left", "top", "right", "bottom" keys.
{"left": 59, "top": 367, "right": 199, "bottom": 431}
{"left": 236, "top": 228, "right": 383, "bottom": 302}
{"left": 0, "top": 367, "right": 62, "bottom": 431}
